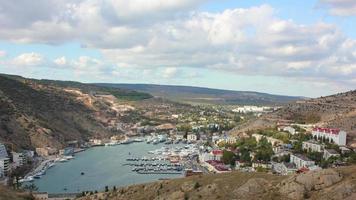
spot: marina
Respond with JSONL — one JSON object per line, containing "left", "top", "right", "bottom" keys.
{"left": 29, "top": 140, "right": 197, "bottom": 194}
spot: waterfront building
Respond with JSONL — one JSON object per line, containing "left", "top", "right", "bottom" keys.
{"left": 59, "top": 147, "right": 75, "bottom": 156}
{"left": 290, "top": 154, "right": 315, "bottom": 169}
{"left": 302, "top": 140, "right": 324, "bottom": 152}
{"left": 0, "top": 143, "right": 8, "bottom": 158}
{"left": 0, "top": 157, "right": 10, "bottom": 177}
{"left": 323, "top": 149, "right": 340, "bottom": 160}
{"left": 36, "top": 147, "right": 58, "bottom": 157}
{"left": 12, "top": 152, "right": 26, "bottom": 168}
{"left": 312, "top": 127, "right": 347, "bottom": 146}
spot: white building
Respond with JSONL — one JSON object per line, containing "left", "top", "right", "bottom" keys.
{"left": 302, "top": 140, "right": 324, "bottom": 152}
{"left": 232, "top": 106, "right": 270, "bottom": 113}
{"left": 290, "top": 154, "right": 315, "bottom": 169}
{"left": 312, "top": 127, "right": 347, "bottom": 146}
{"left": 12, "top": 152, "right": 26, "bottom": 168}
{"left": 0, "top": 157, "right": 10, "bottom": 177}
{"left": 175, "top": 132, "right": 185, "bottom": 140}
{"left": 323, "top": 149, "right": 340, "bottom": 160}
{"left": 0, "top": 143, "right": 8, "bottom": 158}
{"left": 272, "top": 162, "right": 297, "bottom": 175}
{"left": 252, "top": 134, "right": 283, "bottom": 147}
{"left": 283, "top": 126, "right": 296, "bottom": 135}
{"left": 187, "top": 133, "right": 197, "bottom": 142}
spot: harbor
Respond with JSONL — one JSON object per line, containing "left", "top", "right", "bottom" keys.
{"left": 29, "top": 139, "right": 197, "bottom": 194}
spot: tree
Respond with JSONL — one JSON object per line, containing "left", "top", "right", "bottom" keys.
{"left": 254, "top": 137, "right": 274, "bottom": 162}
{"left": 221, "top": 150, "right": 236, "bottom": 166}
{"left": 22, "top": 183, "right": 38, "bottom": 194}
{"left": 105, "top": 186, "right": 109, "bottom": 192}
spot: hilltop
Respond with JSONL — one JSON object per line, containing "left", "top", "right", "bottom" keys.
{"left": 78, "top": 165, "right": 356, "bottom": 200}
{"left": 230, "top": 90, "right": 356, "bottom": 143}
{"left": 96, "top": 83, "right": 304, "bottom": 105}
{"left": 0, "top": 74, "right": 151, "bottom": 150}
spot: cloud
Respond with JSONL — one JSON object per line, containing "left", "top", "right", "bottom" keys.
{"left": 0, "top": 50, "right": 6, "bottom": 58}
{"left": 162, "top": 67, "right": 178, "bottom": 79}
{"left": 53, "top": 56, "right": 67, "bottom": 66}
{"left": 0, "top": 1, "right": 355, "bottom": 92}
{"left": 11, "top": 52, "right": 44, "bottom": 66}
{"left": 318, "top": 0, "right": 356, "bottom": 16}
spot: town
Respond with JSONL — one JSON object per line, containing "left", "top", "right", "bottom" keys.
{"left": 1, "top": 103, "right": 356, "bottom": 199}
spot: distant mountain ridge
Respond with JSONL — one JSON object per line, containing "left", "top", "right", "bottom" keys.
{"left": 96, "top": 83, "right": 305, "bottom": 105}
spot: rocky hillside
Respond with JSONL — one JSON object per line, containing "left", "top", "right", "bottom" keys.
{"left": 78, "top": 165, "right": 356, "bottom": 200}
{"left": 0, "top": 74, "right": 151, "bottom": 150}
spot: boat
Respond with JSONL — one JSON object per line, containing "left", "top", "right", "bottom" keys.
{"left": 19, "top": 176, "right": 34, "bottom": 183}
{"left": 121, "top": 139, "right": 133, "bottom": 144}
{"left": 81, "top": 172, "right": 85, "bottom": 175}
{"left": 33, "top": 174, "right": 42, "bottom": 179}
{"left": 59, "top": 158, "right": 68, "bottom": 162}
{"left": 133, "top": 138, "right": 144, "bottom": 142}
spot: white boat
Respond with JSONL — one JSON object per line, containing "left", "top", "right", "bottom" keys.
{"left": 19, "top": 176, "right": 34, "bottom": 183}
{"left": 59, "top": 158, "right": 68, "bottom": 162}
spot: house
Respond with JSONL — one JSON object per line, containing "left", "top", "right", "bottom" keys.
{"left": 302, "top": 140, "right": 324, "bottom": 152}
{"left": 12, "top": 152, "right": 26, "bottom": 168}
{"left": 187, "top": 133, "right": 198, "bottom": 142}
{"left": 323, "top": 149, "right": 340, "bottom": 160}
{"left": 272, "top": 162, "right": 297, "bottom": 175}
{"left": 290, "top": 154, "right": 315, "bottom": 169}
{"left": 312, "top": 127, "right": 347, "bottom": 146}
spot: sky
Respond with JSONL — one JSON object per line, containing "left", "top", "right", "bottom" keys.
{"left": 0, "top": 0, "right": 355, "bottom": 97}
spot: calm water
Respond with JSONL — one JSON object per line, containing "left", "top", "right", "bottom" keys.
{"left": 33, "top": 142, "right": 183, "bottom": 194}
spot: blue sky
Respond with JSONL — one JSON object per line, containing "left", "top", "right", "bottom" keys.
{"left": 0, "top": 0, "right": 355, "bottom": 97}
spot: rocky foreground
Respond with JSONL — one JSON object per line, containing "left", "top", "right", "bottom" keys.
{"left": 78, "top": 165, "right": 356, "bottom": 200}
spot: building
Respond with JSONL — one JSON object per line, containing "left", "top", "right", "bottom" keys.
{"left": 12, "top": 152, "right": 26, "bottom": 168}
{"left": 36, "top": 147, "right": 58, "bottom": 157}
{"left": 302, "top": 140, "right": 324, "bottom": 152}
{"left": 175, "top": 132, "right": 185, "bottom": 140}
{"left": 187, "top": 133, "right": 197, "bottom": 142}
{"left": 0, "top": 157, "right": 10, "bottom": 177}
{"left": 312, "top": 127, "right": 347, "bottom": 146}
{"left": 290, "top": 154, "right": 315, "bottom": 169}
{"left": 0, "top": 143, "right": 8, "bottom": 158}
{"left": 59, "top": 147, "right": 74, "bottom": 156}
{"left": 252, "top": 134, "right": 283, "bottom": 146}
{"left": 283, "top": 126, "right": 296, "bottom": 135}
{"left": 323, "top": 149, "right": 340, "bottom": 160}
{"left": 272, "top": 162, "right": 297, "bottom": 175}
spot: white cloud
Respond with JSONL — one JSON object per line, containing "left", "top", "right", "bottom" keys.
{"left": 162, "top": 67, "right": 178, "bottom": 79}
{"left": 0, "top": 50, "right": 6, "bottom": 58}
{"left": 53, "top": 56, "right": 67, "bottom": 66}
{"left": 318, "top": 0, "right": 356, "bottom": 16}
{"left": 11, "top": 52, "right": 44, "bottom": 66}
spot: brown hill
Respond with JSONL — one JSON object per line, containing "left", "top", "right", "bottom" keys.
{"left": 230, "top": 90, "right": 356, "bottom": 143}
{"left": 78, "top": 165, "right": 356, "bottom": 200}
{"left": 0, "top": 74, "right": 151, "bottom": 150}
